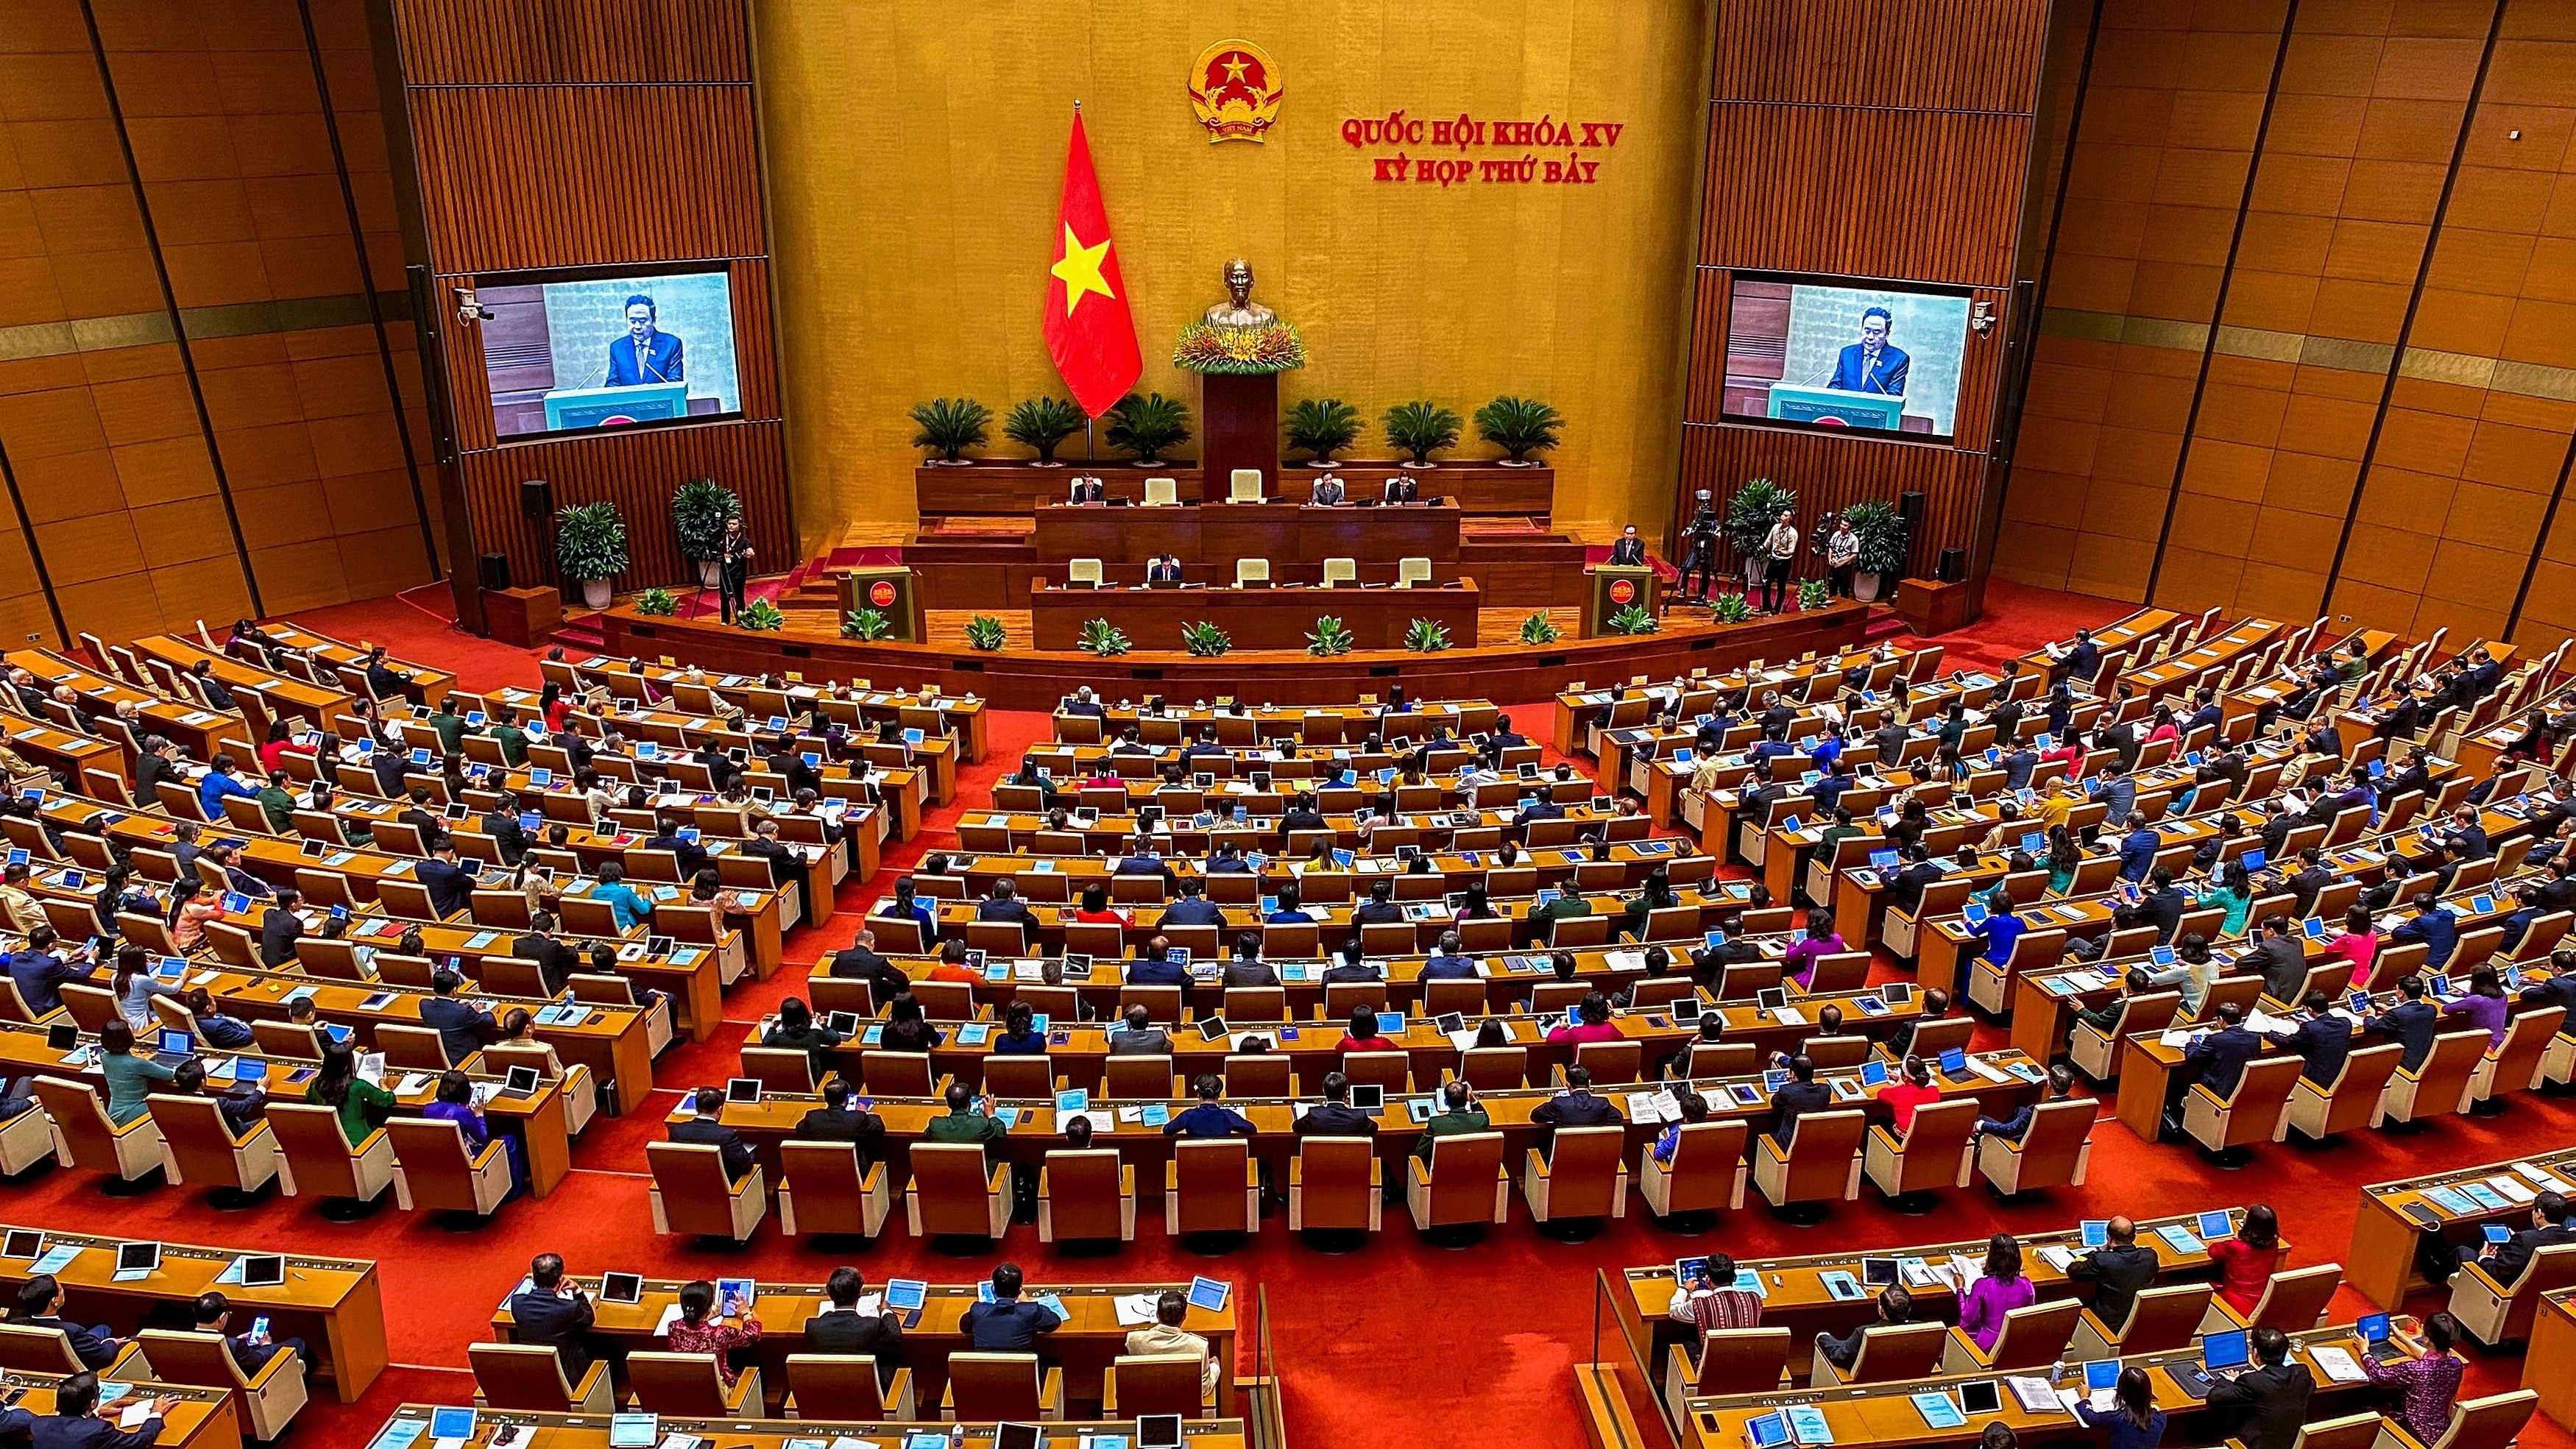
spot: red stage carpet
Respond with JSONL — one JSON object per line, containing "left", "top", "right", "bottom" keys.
{"left": 32, "top": 581, "right": 2566, "bottom": 1449}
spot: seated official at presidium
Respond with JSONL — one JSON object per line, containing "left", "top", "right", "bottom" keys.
{"left": 606, "top": 293, "right": 684, "bottom": 386}
{"left": 1827, "top": 306, "right": 1907, "bottom": 396}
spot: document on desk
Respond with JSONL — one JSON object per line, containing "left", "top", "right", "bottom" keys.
{"left": 1963, "top": 1056, "right": 2014, "bottom": 1083}
{"left": 2006, "top": 1376, "right": 2064, "bottom": 1414}
{"left": 2516, "top": 1162, "right": 2573, "bottom": 1191}
{"left": 2488, "top": 1175, "right": 2538, "bottom": 1204}
{"left": 1114, "top": 1292, "right": 1161, "bottom": 1326}
{"left": 2310, "top": 1345, "right": 2367, "bottom": 1384}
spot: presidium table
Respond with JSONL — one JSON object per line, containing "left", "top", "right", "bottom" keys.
{"left": 1033, "top": 499, "right": 1460, "bottom": 564}
{"left": 1030, "top": 578, "right": 1481, "bottom": 651}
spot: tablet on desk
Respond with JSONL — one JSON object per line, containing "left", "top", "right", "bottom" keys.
{"left": 883, "top": 1278, "right": 928, "bottom": 1311}
{"left": 427, "top": 1406, "right": 476, "bottom": 1446}
{"left": 723, "top": 1077, "right": 762, "bottom": 1105}
{"left": 114, "top": 1241, "right": 160, "bottom": 1279}
{"left": 599, "top": 1272, "right": 644, "bottom": 1305}
{"left": 0, "top": 1231, "right": 40, "bottom": 1259}
{"left": 1746, "top": 1411, "right": 1793, "bottom": 1448}
{"left": 1136, "top": 1414, "right": 1184, "bottom": 1449}
{"left": 994, "top": 1425, "right": 1044, "bottom": 1449}
{"left": 606, "top": 1413, "right": 657, "bottom": 1449}
{"left": 1348, "top": 1084, "right": 1385, "bottom": 1111}
{"left": 238, "top": 1254, "right": 286, "bottom": 1288}
{"left": 1956, "top": 1380, "right": 2001, "bottom": 1415}
{"left": 503, "top": 1066, "right": 540, "bottom": 1097}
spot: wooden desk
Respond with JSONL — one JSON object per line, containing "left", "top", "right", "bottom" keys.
{"left": 1072, "top": 699, "right": 1501, "bottom": 744}
{"left": 1, "top": 1372, "right": 238, "bottom": 1449}
{"left": 0, "top": 710, "right": 124, "bottom": 784}
{"left": 227, "top": 623, "right": 459, "bottom": 706}
{"left": 0, "top": 1229, "right": 387, "bottom": 1401}
{"left": 498, "top": 1275, "right": 1238, "bottom": 1414}
{"left": 551, "top": 657, "right": 991, "bottom": 765}
{"left": 2526, "top": 1288, "right": 2576, "bottom": 1429}
{"left": 1033, "top": 500, "right": 1461, "bottom": 565}
{"left": 4, "top": 650, "right": 236, "bottom": 762}
{"left": 2349, "top": 1151, "right": 2576, "bottom": 1310}
{"left": 1030, "top": 580, "right": 1481, "bottom": 653}
{"left": 127, "top": 637, "right": 349, "bottom": 724}
{"left": 377, "top": 1408, "right": 1246, "bottom": 1449}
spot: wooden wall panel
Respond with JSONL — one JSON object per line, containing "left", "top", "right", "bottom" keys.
{"left": 456, "top": 420, "right": 789, "bottom": 592}
{"left": 404, "top": 87, "right": 764, "bottom": 273}
{"left": 1677, "top": 0, "right": 2049, "bottom": 581}
{"left": 389, "top": 0, "right": 750, "bottom": 85}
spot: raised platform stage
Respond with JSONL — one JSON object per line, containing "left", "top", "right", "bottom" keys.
{"left": 1032, "top": 500, "right": 1460, "bottom": 565}
{"left": 1030, "top": 578, "right": 1482, "bottom": 652}
{"left": 916, "top": 460, "right": 1557, "bottom": 517}
{"left": 598, "top": 595, "right": 1869, "bottom": 710}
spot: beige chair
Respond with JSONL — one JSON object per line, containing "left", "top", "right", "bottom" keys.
{"left": 1808, "top": 1319, "right": 1947, "bottom": 1386}
{"left": 0, "top": 1105, "right": 54, "bottom": 1176}
{"left": 29, "top": 1077, "right": 166, "bottom": 1185}
{"left": 1640, "top": 1119, "right": 1748, "bottom": 1222}
{"left": 2368, "top": 1390, "right": 2538, "bottom": 1449}
{"left": 1166, "top": 1137, "right": 1260, "bottom": 1238}
{"left": 1068, "top": 558, "right": 1105, "bottom": 587}
{"left": 645, "top": 1141, "right": 765, "bottom": 1241}
{"left": 1861, "top": 1098, "right": 1977, "bottom": 1207}
{"left": 1395, "top": 556, "right": 1432, "bottom": 588}
{"left": 1289, "top": 1135, "right": 1381, "bottom": 1234}
{"left": 1521, "top": 1125, "right": 1629, "bottom": 1230}
{"left": 1038, "top": 1148, "right": 1134, "bottom": 1245}
{"left": 2381, "top": 1030, "right": 2486, "bottom": 1124}
{"left": 137, "top": 1328, "right": 308, "bottom": 1439}
{"left": 942, "top": 1350, "right": 1062, "bottom": 1420}
{"left": 144, "top": 1096, "right": 282, "bottom": 1205}
{"left": 2446, "top": 1241, "right": 2576, "bottom": 1345}
{"left": 1752, "top": 1110, "right": 1866, "bottom": 1217}
{"left": 2202, "top": 1261, "right": 2340, "bottom": 1333}
{"left": 1940, "top": 1297, "right": 2084, "bottom": 1374}
{"left": 1975, "top": 1097, "right": 2093, "bottom": 1196}
{"left": 0, "top": 1321, "right": 147, "bottom": 1378}
{"left": 776, "top": 1140, "right": 891, "bottom": 1239}
{"left": 2469, "top": 1006, "right": 2562, "bottom": 1108}
{"left": 267, "top": 1102, "right": 397, "bottom": 1215}
{"left": 2268, "top": 1412, "right": 2386, "bottom": 1449}
{"left": 1235, "top": 558, "right": 1269, "bottom": 587}
{"left": 2181, "top": 1055, "right": 2304, "bottom": 1161}
{"left": 1664, "top": 1325, "right": 1793, "bottom": 1406}
{"left": 471, "top": 1340, "right": 614, "bottom": 1412}
{"left": 388, "top": 1116, "right": 513, "bottom": 1217}
{"left": 1105, "top": 1352, "right": 1216, "bottom": 1420}
{"left": 905, "top": 1141, "right": 1010, "bottom": 1241}
{"left": 2285, "top": 1042, "right": 2402, "bottom": 1142}
{"left": 1320, "top": 557, "right": 1356, "bottom": 588}
{"left": 1143, "top": 476, "right": 1179, "bottom": 506}
{"left": 1406, "top": 1131, "right": 1508, "bottom": 1236}
{"left": 2070, "top": 1281, "right": 2212, "bottom": 1359}
{"left": 1228, "top": 467, "right": 1262, "bottom": 503}
{"left": 2069, "top": 991, "right": 2179, "bottom": 1080}
{"left": 483, "top": 1041, "right": 596, "bottom": 1138}
{"left": 626, "top": 1349, "right": 760, "bottom": 1416}
{"left": 784, "top": 1353, "right": 915, "bottom": 1420}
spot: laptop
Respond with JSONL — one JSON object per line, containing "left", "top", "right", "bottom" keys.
{"left": 2357, "top": 1312, "right": 2402, "bottom": 1359}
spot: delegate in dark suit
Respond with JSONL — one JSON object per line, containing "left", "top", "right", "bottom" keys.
{"left": 2066, "top": 1242, "right": 2161, "bottom": 1331}
{"left": 605, "top": 329, "right": 683, "bottom": 386}
{"left": 30, "top": 1407, "right": 166, "bottom": 1449}
{"left": 2481, "top": 1219, "right": 2576, "bottom": 1283}
{"left": 1296, "top": 1100, "right": 1379, "bottom": 1137}
{"left": 1827, "top": 341, "right": 1909, "bottom": 395}
{"left": 2183, "top": 1024, "right": 2265, "bottom": 1097}
{"left": 2204, "top": 1358, "right": 2315, "bottom": 1449}
{"left": 1527, "top": 1088, "right": 1621, "bottom": 1159}
{"left": 2267, "top": 1014, "right": 2352, "bottom": 1086}
{"left": 669, "top": 1113, "right": 757, "bottom": 1184}
{"left": 805, "top": 1305, "right": 904, "bottom": 1385}
{"left": 506, "top": 1285, "right": 597, "bottom": 1378}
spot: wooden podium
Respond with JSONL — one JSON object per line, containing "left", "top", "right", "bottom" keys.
{"left": 838, "top": 565, "right": 924, "bottom": 642}
{"left": 1582, "top": 564, "right": 1659, "bottom": 636}
{"left": 1200, "top": 372, "right": 1278, "bottom": 498}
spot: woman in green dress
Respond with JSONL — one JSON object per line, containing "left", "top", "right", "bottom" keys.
{"left": 305, "top": 1038, "right": 395, "bottom": 1145}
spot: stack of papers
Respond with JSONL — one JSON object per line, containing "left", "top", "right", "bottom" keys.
{"left": 2310, "top": 1345, "right": 2368, "bottom": 1384}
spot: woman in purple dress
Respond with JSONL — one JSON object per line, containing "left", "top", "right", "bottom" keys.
{"left": 422, "top": 1069, "right": 525, "bottom": 1194}
{"left": 1957, "top": 1233, "right": 2037, "bottom": 1352}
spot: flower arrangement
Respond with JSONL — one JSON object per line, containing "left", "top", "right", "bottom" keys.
{"left": 1712, "top": 592, "right": 1754, "bottom": 624}
{"left": 1172, "top": 317, "right": 1308, "bottom": 375}
{"left": 1078, "top": 618, "right": 1132, "bottom": 656}
{"left": 1181, "top": 620, "right": 1232, "bottom": 656}
{"left": 1798, "top": 578, "right": 1830, "bottom": 611}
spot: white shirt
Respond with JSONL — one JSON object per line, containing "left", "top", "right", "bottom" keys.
{"left": 1766, "top": 524, "right": 1800, "bottom": 560}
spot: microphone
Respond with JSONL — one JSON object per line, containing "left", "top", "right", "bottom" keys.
{"left": 1801, "top": 361, "right": 1835, "bottom": 386}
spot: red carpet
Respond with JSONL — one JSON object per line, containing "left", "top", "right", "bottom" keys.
{"left": 35, "top": 582, "right": 2567, "bottom": 1449}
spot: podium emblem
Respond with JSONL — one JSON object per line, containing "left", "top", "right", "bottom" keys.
{"left": 1608, "top": 578, "right": 1637, "bottom": 606}
{"left": 1189, "top": 40, "right": 1282, "bottom": 143}
{"left": 867, "top": 580, "right": 898, "bottom": 609}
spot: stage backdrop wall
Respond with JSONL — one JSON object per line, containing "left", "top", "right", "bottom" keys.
{"left": 755, "top": 0, "right": 1715, "bottom": 545}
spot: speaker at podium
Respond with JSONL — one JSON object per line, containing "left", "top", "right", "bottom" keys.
{"left": 1582, "top": 564, "right": 1659, "bottom": 636}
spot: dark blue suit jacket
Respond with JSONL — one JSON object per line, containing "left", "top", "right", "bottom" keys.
{"left": 29, "top": 1410, "right": 162, "bottom": 1449}
{"left": 1827, "top": 342, "right": 1909, "bottom": 396}
{"left": 604, "top": 330, "right": 683, "bottom": 386}
{"left": 2269, "top": 1016, "right": 2352, "bottom": 1085}
{"left": 2184, "top": 1025, "right": 2265, "bottom": 1097}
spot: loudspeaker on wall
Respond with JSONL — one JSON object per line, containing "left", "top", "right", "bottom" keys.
{"left": 520, "top": 477, "right": 553, "bottom": 519}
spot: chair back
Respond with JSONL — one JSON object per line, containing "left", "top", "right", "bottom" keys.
{"left": 135, "top": 1328, "right": 252, "bottom": 1389}
{"left": 1340, "top": 1049, "right": 1411, "bottom": 1094}
{"left": 253, "top": 1020, "right": 326, "bottom": 1059}
{"left": 1172, "top": 1137, "right": 1253, "bottom": 1233}
{"left": 741, "top": 1046, "right": 818, "bottom": 1095}
{"left": 1685, "top": 1041, "right": 1757, "bottom": 1077}
{"left": 1652, "top": 1119, "right": 1749, "bottom": 1214}
{"left": 0, "top": 1323, "right": 88, "bottom": 1374}
{"left": 57, "top": 982, "right": 118, "bottom": 1036}
{"left": 144, "top": 1097, "right": 261, "bottom": 1186}
{"left": 1420, "top": 1130, "right": 1504, "bottom": 1226}
{"left": 1885, "top": 1098, "right": 1977, "bottom": 1194}
{"left": 983, "top": 1055, "right": 1055, "bottom": 1097}
{"left": 27, "top": 1077, "right": 132, "bottom": 1171}
{"left": 1538, "top": 1126, "right": 1625, "bottom": 1216}
{"left": 779, "top": 1141, "right": 875, "bottom": 1236}
{"left": 947, "top": 1351, "right": 1047, "bottom": 1420}
{"left": 906, "top": 1142, "right": 1001, "bottom": 1236}
{"left": 1223, "top": 1054, "right": 1292, "bottom": 1097}
{"left": 2109, "top": 1283, "right": 2213, "bottom": 1353}
{"left": 2209, "top": 1054, "right": 2304, "bottom": 1144}
{"left": 1995, "top": 1098, "right": 2094, "bottom": 1191}
{"left": 1903, "top": 1016, "right": 1977, "bottom": 1059}
{"left": 1041, "top": 1148, "right": 1128, "bottom": 1239}
{"left": 1460, "top": 1046, "right": 1526, "bottom": 1090}
{"left": 1103, "top": 1054, "right": 1175, "bottom": 1098}
{"left": 1845, "top": 1320, "right": 1949, "bottom": 1383}
{"left": 1983, "top": 1297, "right": 2084, "bottom": 1370}
{"left": 2486, "top": 1006, "right": 2563, "bottom": 1097}
{"left": 1801, "top": 1034, "right": 1870, "bottom": 1070}
{"left": 2282, "top": 1414, "right": 2385, "bottom": 1449}
{"left": 2240, "top": 1262, "right": 2340, "bottom": 1330}
{"left": 1574, "top": 1038, "right": 1643, "bottom": 1085}
{"left": 387, "top": 1116, "right": 502, "bottom": 1213}
{"left": 1690, "top": 1326, "right": 1794, "bottom": 1393}
{"left": 626, "top": 1350, "right": 735, "bottom": 1415}
{"left": 1110, "top": 1353, "right": 1206, "bottom": 1417}
{"left": 470, "top": 1342, "right": 584, "bottom": 1409}
{"left": 860, "top": 1051, "right": 935, "bottom": 1097}
{"left": 785, "top": 1353, "right": 894, "bottom": 1419}
{"left": 645, "top": 1141, "right": 746, "bottom": 1236}
{"left": 1291, "top": 1135, "right": 1378, "bottom": 1233}
{"left": 1223, "top": 985, "right": 1287, "bottom": 1020}
{"left": 2424, "top": 1391, "right": 2538, "bottom": 1449}
{"left": 1774, "top": 1108, "right": 1866, "bottom": 1200}
{"left": 2404, "top": 1029, "right": 2491, "bottom": 1118}
{"left": 267, "top": 1101, "right": 377, "bottom": 1194}
{"left": 2310, "top": 1042, "right": 2405, "bottom": 1137}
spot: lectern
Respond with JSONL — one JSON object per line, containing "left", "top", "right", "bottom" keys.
{"left": 839, "top": 565, "right": 924, "bottom": 642}
{"left": 1582, "top": 564, "right": 1659, "bottom": 636}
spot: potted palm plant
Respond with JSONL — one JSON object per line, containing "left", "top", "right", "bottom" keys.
{"left": 1284, "top": 397, "right": 1362, "bottom": 466}
{"left": 909, "top": 397, "right": 991, "bottom": 464}
{"left": 1473, "top": 395, "right": 1563, "bottom": 466}
{"left": 1003, "top": 396, "right": 1086, "bottom": 466}
{"left": 670, "top": 478, "right": 738, "bottom": 589}
{"left": 1843, "top": 499, "right": 1908, "bottom": 603}
{"left": 1725, "top": 478, "right": 1796, "bottom": 589}
{"left": 554, "top": 501, "right": 627, "bottom": 610}
{"left": 1383, "top": 400, "right": 1462, "bottom": 468}
{"left": 963, "top": 615, "right": 1007, "bottom": 652}
{"left": 1306, "top": 617, "right": 1354, "bottom": 656}
{"left": 1106, "top": 392, "right": 1190, "bottom": 466}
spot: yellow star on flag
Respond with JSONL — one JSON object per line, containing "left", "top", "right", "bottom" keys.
{"left": 1222, "top": 52, "right": 1251, "bottom": 82}
{"left": 1052, "top": 224, "right": 1116, "bottom": 316}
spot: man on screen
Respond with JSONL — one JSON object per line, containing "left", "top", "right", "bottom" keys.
{"left": 606, "top": 294, "right": 684, "bottom": 387}
{"left": 1826, "top": 306, "right": 1906, "bottom": 396}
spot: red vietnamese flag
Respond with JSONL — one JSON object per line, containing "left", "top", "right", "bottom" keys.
{"left": 1043, "top": 107, "right": 1143, "bottom": 419}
